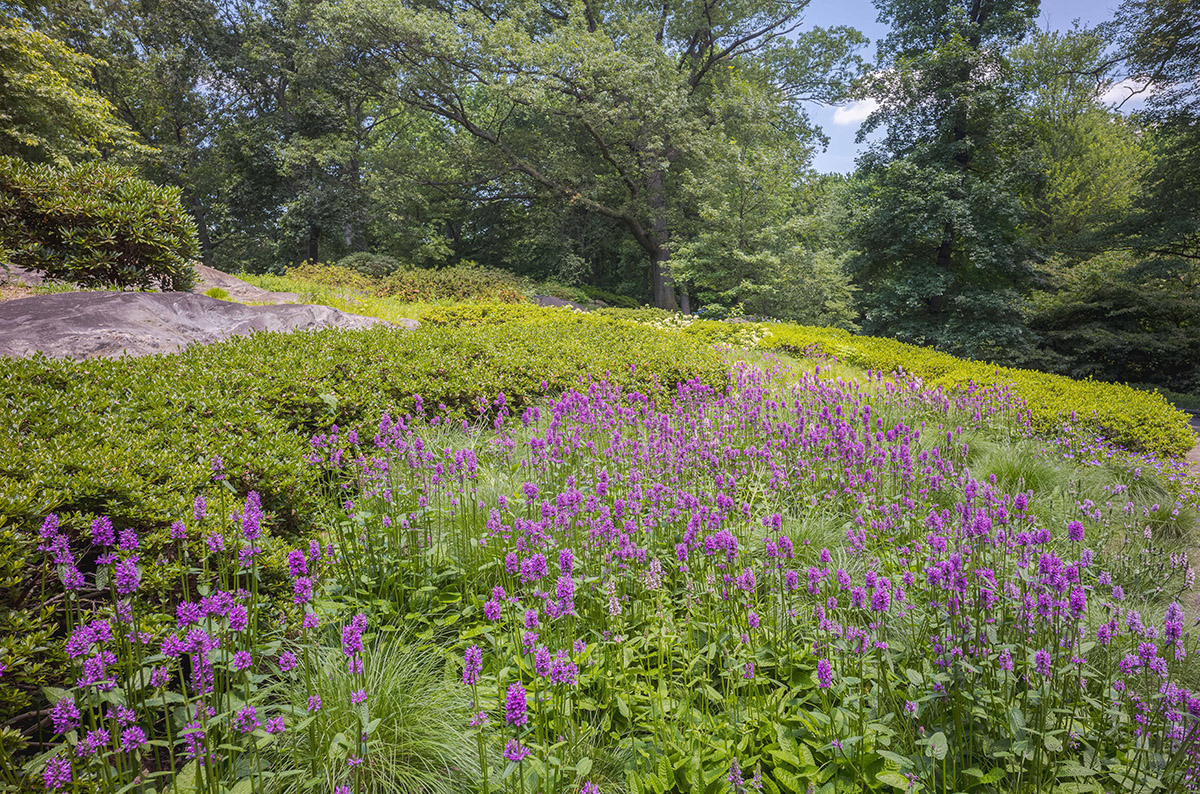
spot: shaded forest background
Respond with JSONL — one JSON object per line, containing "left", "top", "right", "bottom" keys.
{"left": 1, "top": 0, "right": 1197, "bottom": 394}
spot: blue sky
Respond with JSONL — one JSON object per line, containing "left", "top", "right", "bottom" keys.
{"left": 804, "top": 0, "right": 1137, "bottom": 172}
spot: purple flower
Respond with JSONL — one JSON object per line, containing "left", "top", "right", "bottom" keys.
{"left": 307, "top": 695, "right": 322, "bottom": 712}
{"left": 817, "top": 659, "right": 833, "bottom": 689}
{"left": 747, "top": 612, "right": 760, "bottom": 629}
{"left": 170, "top": 521, "right": 187, "bottom": 541}
{"left": 351, "top": 689, "right": 367, "bottom": 705}
{"left": 43, "top": 757, "right": 71, "bottom": 790}
{"left": 76, "top": 728, "right": 108, "bottom": 757}
{"left": 50, "top": 698, "right": 80, "bottom": 735}
{"left": 91, "top": 516, "right": 114, "bottom": 547}
{"left": 1067, "top": 521, "right": 1085, "bottom": 542}
{"left": 580, "top": 783, "right": 600, "bottom": 794}
{"left": 193, "top": 495, "right": 206, "bottom": 521}
{"left": 232, "top": 706, "right": 259, "bottom": 733}
{"left": 114, "top": 556, "right": 141, "bottom": 595}
{"left": 120, "top": 726, "right": 147, "bottom": 752}
{"left": 241, "top": 491, "right": 264, "bottom": 541}
{"left": 535, "top": 646, "right": 552, "bottom": 678}
{"left": 279, "top": 651, "right": 298, "bottom": 672}
{"left": 503, "top": 738, "right": 531, "bottom": 762}
{"left": 206, "top": 533, "right": 225, "bottom": 553}
{"left": 341, "top": 614, "right": 367, "bottom": 657}
{"left": 303, "top": 612, "right": 320, "bottom": 631}
{"left": 736, "top": 567, "right": 756, "bottom": 592}
{"left": 463, "top": 646, "right": 483, "bottom": 686}
{"left": 293, "top": 576, "right": 313, "bottom": 605}
{"left": 232, "top": 651, "right": 252, "bottom": 671}
{"left": 1034, "top": 649, "right": 1052, "bottom": 677}
{"left": 265, "top": 716, "right": 285, "bottom": 734}
{"left": 117, "top": 527, "right": 139, "bottom": 550}
{"left": 182, "top": 722, "right": 206, "bottom": 760}
{"left": 287, "top": 550, "right": 308, "bottom": 577}
{"left": 484, "top": 599, "right": 502, "bottom": 621}
{"left": 505, "top": 682, "right": 529, "bottom": 726}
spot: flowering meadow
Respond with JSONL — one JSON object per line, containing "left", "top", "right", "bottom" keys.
{"left": 8, "top": 350, "right": 1200, "bottom": 794}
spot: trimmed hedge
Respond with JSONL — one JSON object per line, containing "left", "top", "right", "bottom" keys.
{"left": 755, "top": 323, "right": 1194, "bottom": 458}
{"left": 0, "top": 156, "right": 197, "bottom": 290}
{"left": 0, "top": 310, "right": 724, "bottom": 535}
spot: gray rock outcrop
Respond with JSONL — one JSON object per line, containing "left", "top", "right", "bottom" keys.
{"left": 0, "top": 291, "right": 395, "bottom": 360}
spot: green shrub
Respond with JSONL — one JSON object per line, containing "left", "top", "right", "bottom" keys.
{"left": 204, "top": 286, "right": 231, "bottom": 300}
{"left": 0, "top": 311, "right": 724, "bottom": 536}
{"left": 578, "top": 284, "right": 639, "bottom": 308}
{"left": 376, "top": 264, "right": 527, "bottom": 303}
{"left": 337, "top": 251, "right": 406, "bottom": 277}
{"left": 756, "top": 323, "right": 1195, "bottom": 457}
{"left": 286, "top": 261, "right": 377, "bottom": 293}
{"left": 0, "top": 156, "right": 197, "bottom": 290}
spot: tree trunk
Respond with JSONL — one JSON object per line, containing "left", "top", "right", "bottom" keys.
{"left": 306, "top": 223, "right": 319, "bottom": 264}
{"left": 646, "top": 170, "right": 679, "bottom": 311}
{"left": 679, "top": 287, "right": 691, "bottom": 314}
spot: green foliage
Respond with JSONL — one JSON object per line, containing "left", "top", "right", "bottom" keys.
{"left": 0, "top": 16, "right": 144, "bottom": 164}
{"left": 757, "top": 322, "right": 1195, "bottom": 457}
{"left": 377, "top": 265, "right": 528, "bottom": 303}
{"left": 1028, "top": 251, "right": 1200, "bottom": 394}
{"left": 578, "top": 285, "right": 639, "bottom": 309}
{"left": 337, "top": 251, "right": 406, "bottom": 277}
{"left": 851, "top": 0, "right": 1040, "bottom": 360}
{"left": 0, "top": 310, "right": 724, "bottom": 535}
{"left": 204, "top": 286, "right": 231, "bottom": 300}
{"left": 320, "top": 0, "right": 865, "bottom": 309}
{"left": 0, "top": 156, "right": 198, "bottom": 290}
{"left": 1012, "top": 27, "right": 1152, "bottom": 251}
{"left": 270, "top": 635, "right": 478, "bottom": 793}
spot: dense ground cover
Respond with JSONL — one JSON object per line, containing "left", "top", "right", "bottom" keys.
{"left": 591, "top": 309, "right": 1194, "bottom": 459}
{"left": 2, "top": 307, "right": 1198, "bottom": 793}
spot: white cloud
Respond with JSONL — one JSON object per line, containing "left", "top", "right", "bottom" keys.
{"left": 831, "top": 99, "right": 880, "bottom": 125}
{"left": 1100, "top": 79, "right": 1156, "bottom": 107}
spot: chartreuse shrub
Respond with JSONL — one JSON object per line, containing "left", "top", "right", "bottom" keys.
{"left": 0, "top": 156, "right": 197, "bottom": 290}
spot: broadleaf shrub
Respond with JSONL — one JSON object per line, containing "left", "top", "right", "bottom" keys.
{"left": 336, "top": 251, "right": 406, "bottom": 277}
{"left": 0, "top": 156, "right": 198, "bottom": 290}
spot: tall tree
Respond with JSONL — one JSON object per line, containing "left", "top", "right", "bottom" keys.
{"left": 319, "top": 0, "right": 864, "bottom": 309}
{"left": 1011, "top": 26, "right": 1150, "bottom": 252}
{"left": 1106, "top": 0, "right": 1200, "bottom": 262}
{"left": 0, "top": 15, "right": 144, "bottom": 164}
{"left": 850, "top": 0, "right": 1039, "bottom": 360}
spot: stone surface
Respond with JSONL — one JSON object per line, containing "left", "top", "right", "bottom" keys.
{"left": 0, "top": 291, "right": 394, "bottom": 360}
{"left": 192, "top": 263, "right": 301, "bottom": 304}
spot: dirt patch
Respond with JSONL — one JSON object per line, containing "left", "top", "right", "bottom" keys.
{"left": 0, "top": 283, "right": 35, "bottom": 302}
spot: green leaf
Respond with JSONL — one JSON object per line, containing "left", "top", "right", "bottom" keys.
{"left": 927, "top": 732, "right": 948, "bottom": 761}
{"left": 876, "top": 770, "right": 911, "bottom": 790}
